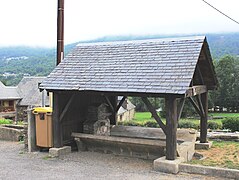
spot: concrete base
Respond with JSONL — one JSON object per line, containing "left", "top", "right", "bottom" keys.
{"left": 49, "top": 146, "right": 71, "bottom": 157}
{"left": 179, "top": 163, "right": 239, "bottom": 179}
{"left": 195, "top": 141, "right": 212, "bottom": 150}
{"left": 154, "top": 156, "right": 184, "bottom": 174}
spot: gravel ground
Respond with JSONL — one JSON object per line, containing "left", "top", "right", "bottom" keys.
{"left": 0, "top": 140, "right": 230, "bottom": 180}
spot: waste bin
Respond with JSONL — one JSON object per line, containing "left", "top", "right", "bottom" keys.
{"left": 33, "top": 107, "right": 53, "bottom": 148}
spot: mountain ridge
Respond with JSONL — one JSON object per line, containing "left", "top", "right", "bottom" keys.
{"left": 1, "top": 32, "right": 239, "bottom": 85}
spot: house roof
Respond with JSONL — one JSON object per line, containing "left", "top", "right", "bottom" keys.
{"left": 40, "top": 36, "right": 217, "bottom": 95}
{"left": 117, "top": 98, "right": 136, "bottom": 115}
{"left": 0, "top": 81, "right": 21, "bottom": 100}
{"left": 17, "top": 76, "right": 49, "bottom": 106}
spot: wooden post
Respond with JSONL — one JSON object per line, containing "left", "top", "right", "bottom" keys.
{"left": 53, "top": 92, "right": 63, "bottom": 148}
{"left": 27, "top": 107, "right": 38, "bottom": 152}
{"left": 110, "top": 96, "right": 117, "bottom": 125}
{"left": 57, "top": 0, "right": 64, "bottom": 65}
{"left": 165, "top": 96, "right": 177, "bottom": 160}
{"left": 200, "top": 92, "right": 208, "bottom": 143}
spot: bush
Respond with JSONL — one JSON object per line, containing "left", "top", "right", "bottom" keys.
{"left": 208, "top": 121, "right": 222, "bottom": 130}
{"left": 222, "top": 117, "right": 239, "bottom": 132}
{"left": 178, "top": 120, "right": 199, "bottom": 130}
{"left": 117, "top": 121, "right": 142, "bottom": 127}
{"left": 143, "top": 121, "right": 159, "bottom": 128}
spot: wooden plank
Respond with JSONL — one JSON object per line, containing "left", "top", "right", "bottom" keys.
{"left": 141, "top": 97, "right": 166, "bottom": 134}
{"left": 177, "top": 98, "right": 185, "bottom": 121}
{"left": 116, "top": 96, "right": 126, "bottom": 112}
{"left": 165, "top": 96, "right": 177, "bottom": 160}
{"left": 72, "top": 132, "right": 166, "bottom": 147}
{"left": 186, "top": 85, "right": 207, "bottom": 97}
{"left": 188, "top": 97, "right": 202, "bottom": 117}
{"left": 59, "top": 94, "right": 75, "bottom": 122}
{"left": 200, "top": 92, "right": 208, "bottom": 143}
{"left": 52, "top": 92, "right": 63, "bottom": 148}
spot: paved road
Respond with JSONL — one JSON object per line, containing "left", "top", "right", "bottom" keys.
{"left": 0, "top": 141, "right": 229, "bottom": 180}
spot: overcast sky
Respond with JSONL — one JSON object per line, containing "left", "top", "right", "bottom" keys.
{"left": 0, "top": 0, "right": 239, "bottom": 47}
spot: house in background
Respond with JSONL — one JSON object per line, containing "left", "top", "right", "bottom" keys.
{"left": 0, "top": 82, "right": 21, "bottom": 120}
{"left": 0, "top": 77, "right": 49, "bottom": 121}
{"left": 117, "top": 97, "right": 136, "bottom": 122}
{"left": 16, "top": 76, "right": 49, "bottom": 121}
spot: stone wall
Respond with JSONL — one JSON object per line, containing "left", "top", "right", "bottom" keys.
{"left": 16, "top": 106, "right": 28, "bottom": 122}
{"left": 117, "top": 108, "right": 135, "bottom": 122}
{"left": 0, "top": 125, "right": 24, "bottom": 141}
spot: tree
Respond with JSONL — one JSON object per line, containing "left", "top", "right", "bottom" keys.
{"left": 212, "top": 55, "right": 239, "bottom": 112}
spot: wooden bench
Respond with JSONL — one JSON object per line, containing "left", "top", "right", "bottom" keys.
{"left": 72, "top": 126, "right": 196, "bottom": 161}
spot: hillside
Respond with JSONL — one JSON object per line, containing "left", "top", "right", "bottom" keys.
{"left": 1, "top": 33, "right": 239, "bottom": 85}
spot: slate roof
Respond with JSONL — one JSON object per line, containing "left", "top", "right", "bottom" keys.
{"left": 40, "top": 36, "right": 215, "bottom": 95}
{"left": 118, "top": 99, "right": 136, "bottom": 115}
{"left": 0, "top": 82, "right": 21, "bottom": 100}
{"left": 17, "top": 77, "right": 49, "bottom": 106}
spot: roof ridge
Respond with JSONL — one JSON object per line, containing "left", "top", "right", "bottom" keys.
{"left": 76, "top": 36, "right": 206, "bottom": 47}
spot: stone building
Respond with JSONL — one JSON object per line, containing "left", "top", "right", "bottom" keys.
{"left": 0, "top": 82, "right": 21, "bottom": 120}
{"left": 0, "top": 77, "right": 49, "bottom": 121}
{"left": 16, "top": 76, "right": 49, "bottom": 121}
{"left": 117, "top": 97, "right": 135, "bottom": 122}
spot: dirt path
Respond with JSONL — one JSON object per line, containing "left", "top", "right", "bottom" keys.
{"left": 0, "top": 140, "right": 231, "bottom": 180}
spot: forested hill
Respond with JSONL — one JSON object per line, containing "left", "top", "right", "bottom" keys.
{"left": 0, "top": 32, "right": 239, "bottom": 85}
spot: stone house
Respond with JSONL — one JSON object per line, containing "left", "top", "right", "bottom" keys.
{"left": 117, "top": 97, "right": 135, "bottom": 122}
{"left": 16, "top": 77, "right": 49, "bottom": 121}
{"left": 0, "top": 82, "right": 21, "bottom": 120}
{"left": 0, "top": 77, "right": 49, "bottom": 121}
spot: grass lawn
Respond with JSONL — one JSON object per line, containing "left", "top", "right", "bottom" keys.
{"left": 133, "top": 112, "right": 239, "bottom": 124}
{"left": 189, "top": 141, "right": 239, "bottom": 170}
{"left": 134, "top": 112, "right": 153, "bottom": 122}
{"left": 209, "top": 112, "right": 239, "bottom": 117}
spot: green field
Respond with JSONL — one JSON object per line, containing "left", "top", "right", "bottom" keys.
{"left": 209, "top": 112, "right": 239, "bottom": 117}
{"left": 131, "top": 112, "right": 239, "bottom": 130}
{"left": 134, "top": 112, "right": 239, "bottom": 123}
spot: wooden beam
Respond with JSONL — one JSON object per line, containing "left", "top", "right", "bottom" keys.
{"left": 109, "top": 96, "right": 117, "bottom": 125}
{"left": 116, "top": 96, "right": 127, "bottom": 112}
{"left": 188, "top": 97, "right": 202, "bottom": 117}
{"left": 59, "top": 94, "right": 75, "bottom": 122}
{"left": 141, "top": 97, "right": 166, "bottom": 134}
{"left": 196, "top": 95, "right": 205, "bottom": 117}
{"left": 200, "top": 92, "right": 208, "bottom": 143}
{"left": 186, "top": 85, "right": 207, "bottom": 97}
{"left": 52, "top": 92, "right": 63, "bottom": 148}
{"left": 104, "top": 96, "right": 115, "bottom": 112}
{"left": 177, "top": 98, "right": 185, "bottom": 121}
{"left": 165, "top": 96, "right": 177, "bottom": 160}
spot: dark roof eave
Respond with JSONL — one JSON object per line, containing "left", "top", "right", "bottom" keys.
{"left": 40, "top": 88, "right": 186, "bottom": 98}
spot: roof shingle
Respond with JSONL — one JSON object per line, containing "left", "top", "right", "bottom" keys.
{"left": 40, "top": 36, "right": 207, "bottom": 95}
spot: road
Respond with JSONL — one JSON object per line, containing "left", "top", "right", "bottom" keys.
{"left": 0, "top": 140, "right": 229, "bottom": 180}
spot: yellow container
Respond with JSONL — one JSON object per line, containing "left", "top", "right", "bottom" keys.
{"left": 33, "top": 107, "right": 53, "bottom": 148}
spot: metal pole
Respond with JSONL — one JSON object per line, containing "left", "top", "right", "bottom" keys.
{"left": 57, "top": 0, "right": 64, "bottom": 65}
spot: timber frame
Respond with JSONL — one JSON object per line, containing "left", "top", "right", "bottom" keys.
{"left": 51, "top": 86, "right": 209, "bottom": 160}
{"left": 40, "top": 36, "right": 218, "bottom": 161}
